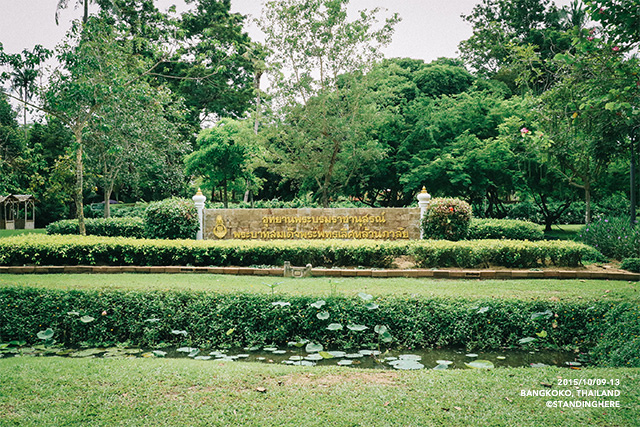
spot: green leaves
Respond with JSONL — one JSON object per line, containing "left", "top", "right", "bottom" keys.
{"left": 37, "top": 328, "right": 54, "bottom": 340}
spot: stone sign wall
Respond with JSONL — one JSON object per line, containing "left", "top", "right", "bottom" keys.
{"left": 203, "top": 208, "right": 421, "bottom": 240}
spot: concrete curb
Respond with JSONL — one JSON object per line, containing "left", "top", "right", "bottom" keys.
{"left": 0, "top": 265, "right": 638, "bottom": 281}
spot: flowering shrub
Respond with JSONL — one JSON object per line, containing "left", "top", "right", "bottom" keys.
{"left": 580, "top": 217, "right": 640, "bottom": 260}
{"left": 143, "top": 198, "right": 199, "bottom": 240}
{"left": 422, "top": 197, "right": 472, "bottom": 241}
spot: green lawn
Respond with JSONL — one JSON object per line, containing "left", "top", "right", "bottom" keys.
{"left": 544, "top": 224, "right": 584, "bottom": 241}
{"left": 0, "top": 357, "right": 637, "bottom": 427}
{"left": 0, "top": 229, "right": 46, "bottom": 238}
{"left": 0, "top": 273, "right": 637, "bottom": 302}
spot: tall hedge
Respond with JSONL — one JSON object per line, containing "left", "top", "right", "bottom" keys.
{"left": 143, "top": 198, "right": 199, "bottom": 240}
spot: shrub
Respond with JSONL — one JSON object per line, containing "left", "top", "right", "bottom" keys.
{"left": 621, "top": 258, "right": 640, "bottom": 273}
{"left": 580, "top": 217, "right": 640, "bottom": 260}
{"left": 143, "top": 198, "right": 199, "bottom": 240}
{"left": 422, "top": 197, "right": 472, "bottom": 241}
{"left": 0, "top": 235, "right": 597, "bottom": 269}
{"left": 1, "top": 286, "right": 632, "bottom": 367}
{"left": 467, "top": 219, "right": 544, "bottom": 241}
{"left": 46, "top": 218, "right": 145, "bottom": 238}
{"left": 411, "top": 239, "right": 597, "bottom": 268}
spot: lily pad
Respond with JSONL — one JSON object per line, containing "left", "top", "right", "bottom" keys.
{"left": 80, "top": 316, "right": 95, "bottom": 323}
{"left": 67, "top": 311, "right": 80, "bottom": 316}
{"left": 346, "top": 324, "right": 368, "bottom": 332}
{"left": 292, "top": 360, "right": 315, "bottom": 366}
{"left": 263, "top": 347, "right": 278, "bottom": 352}
{"left": 357, "top": 292, "right": 373, "bottom": 301}
{"left": 328, "top": 351, "right": 346, "bottom": 358}
{"left": 399, "top": 354, "right": 422, "bottom": 361}
{"left": 531, "top": 310, "right": 553, "bottom": 320}
{"left": 152, "top": 350, "right": 167, "bottom": 358}
{"left": 359, "top": 350, "right": 380, "bottom": 356}
{"left": 316, "top": 311, "right": 330, "bottom": 320}
{"left": 272, "top": 350, "right": 287, "bottom": 355}
{"left": 327, "top": 323, "right": 343, "bottom": 331}
{"left": 365, "top": 302, "right": 379, "bottom": 310}
{"left": 436, "top": 360, "right": 454, "bottom": 365}
{"left": 304, "top": 354, "right": 324, "bottom": 361}
{"left": 177, "top": 347, "right": 198, "bottom": 353}
{"left": 465, "top": 360, "right": 495, "bottom": 370}
{"left": 305, "top": 343, "right": 323, "bottom": 353}
{"left": 310, "top": 300, "right": 326, "bottom": 309}
{"left": 433, "top": 364, "right": 449, "bottom": 370}
{"left": 392, "top": 360, "right": 424, "bottom": 370}
{"left": 337, "top": 359, "right": 353, "bottom": 366}
{"left": 344, "top": 353, "right": 364, "bottom": 359}
{"left": 565, "top": 361, "right": 582, "bottom": 367}
{"left": 477, "top": 306, "right": 490, "bottom": 314}
{"left": 496, "top": 356, "right": 506, "bottom": 360}
{"left": 318, "top": 351, "right": 335, "bottom": 359}
{"left": 465, "top": 353, "right": 478, "bottom": 358}
{"left": 194, "top": 356, "right": 211, "bottom": 360}
{"left": 289, "top": 355, "right": 304, "bottom": 361}
{"left": 530, "top": 363, "right": 548, "bottom": 368}
{"left": 380, "top": 331, "right": 393, "bottom": 343}
{"left": 37, "top": 328, "right": 54, "bottom": 340}
{"left": 8, "top": 340, "right": 26, "bottom": 347}
{"left": 272, "top": 301, "right": 291, "bottom": 307}
{"left": 374, "top": 325, "right": 387, "bottom": 334}
{"left": 187, "top": 349, "right": 200, "bottom": 358}
{"left": 518, "top": 337, "right": 537, "bottom": 345}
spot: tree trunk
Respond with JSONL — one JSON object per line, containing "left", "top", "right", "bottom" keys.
{"left": 584, "top": 185, "right": 592, "bottom": 224}
{"left": 74, "top": 134, "right": 86, "bottom": 235}
{"left": 223, "top": 178, "right": 228, "bottom": 209}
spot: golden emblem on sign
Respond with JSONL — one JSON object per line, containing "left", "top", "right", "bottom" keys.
{"left": 213, "top": 215, "right": 228, "bottom": 239}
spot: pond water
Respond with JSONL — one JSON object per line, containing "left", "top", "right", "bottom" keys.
{"left": 0, "top": 343, "right": 586, "bottom": 370}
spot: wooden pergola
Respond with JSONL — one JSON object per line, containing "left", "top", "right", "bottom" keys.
{"left": 0, "top": 194, "right": 35, "bottom": 230}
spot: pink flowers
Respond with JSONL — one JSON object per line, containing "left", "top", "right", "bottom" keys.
{"left": 587, "top": 36, "right": 594, "bottom": 41}
{"left": 520, "top": 127, "right": 530, "bottom": 136}
{"left": 102, "top": 310, "right": 107, "bottom": 316}
{"left": 612, "top": 46, "right": 620, "bottom": 52}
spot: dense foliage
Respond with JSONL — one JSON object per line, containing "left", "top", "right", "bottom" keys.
{"left": 580, "top": 217, "right": 640, "bottom": 260}
{"left": 0, "top": 286, "right": 636, "bottom": 367}
{"left": 0, "top": 235, "right": 596, "bottom": 269}
{"left": 46, "top": 218, "right": 144, "bottom": 238}
{"left": 467, "top": 219, "right": 544, "bottom": 240}
{"left": 143, "top": 198, "right": 199, "bottom": 240}
{"left": 422, "top": 198, "right": 473, "bottom": 241}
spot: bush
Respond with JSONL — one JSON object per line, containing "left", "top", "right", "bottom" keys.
{"left": 580, "top": 217, "right": 640, "bottom": 260}
{"left": 0, "top": 235, "right": 598, "bottom": 269}
{"left": 143, "top": 198, "right": 199, "bottom": 240}
{"left": 411, "top": 239, "right": 597, "bottom": 268}
{"left": 46, "top": 218, "right": 145, "bottom": 238}
{"left": 1, "top": 286, "right": 632, "bottom": 367}
{"left": 621, "top": 258, "right": 640, "bottom": 273}
{"left": 422, "top": 198, "right": 472, "bottom": 241}
{"left": 467, "top": 219, "right": 544, "bottom": 241}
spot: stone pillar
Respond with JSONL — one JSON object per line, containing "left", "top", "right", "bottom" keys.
{"left": 417, "top": 186, "right": 431, "bottom": 239}
{"left": 192, "top": 188, "right": 207, "bottom": 240}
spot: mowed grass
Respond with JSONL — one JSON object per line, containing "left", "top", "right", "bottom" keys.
{"left": 0, "top": 229, "right": 46, "bottom": 238}
{"left": 0, "top": 273, "right": 637, "bottom": 302}
{"left": 0, "top": 357, "right": 638, "bottom": 427}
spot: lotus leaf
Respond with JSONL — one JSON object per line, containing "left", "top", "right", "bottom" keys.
{"left": 465, "top": 360, "right": 495, "bottom": 369}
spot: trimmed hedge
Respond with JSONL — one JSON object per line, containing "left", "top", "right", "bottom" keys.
{"left": 467, "top": 219, "right": 544, "bottom": 241}
{"left": 46, "top": 218, "right": 145, "bottom": 238}
{"left": 621, "top": 258, "right": 640, "bottom": 273}
{"left": 422, "top": 197, "right": 473, "bottom": 241}
{"left": 143, "top": 198, "right": 199, "bottom": 240}
{"left": 411, "top": 239, "right": 597, "bottom": 268}
{"left": 0, "top": 235, "right": 596, "bottom": 268}
{"left": 0, "top": 286, "right": 635, "bottom": 367}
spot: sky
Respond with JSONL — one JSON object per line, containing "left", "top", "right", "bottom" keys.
{"left": 0, "top": 0, "right": 574, "bottom": 63}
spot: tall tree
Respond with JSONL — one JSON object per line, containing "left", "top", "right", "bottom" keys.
{"left": 259, "top": 0, "right": 399, "bottom": 207}
{"left": 0, "top": 45, "right": 52, "bottom": 136}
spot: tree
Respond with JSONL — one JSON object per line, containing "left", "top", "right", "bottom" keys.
{"left": 259, "top": 0, "right": 399, "bottom": 207}
{"left": 0, "top": 45, "right": 52, "bottom": 137}
{"left": 185, "top": 119, "right": 260, "bottom": 208}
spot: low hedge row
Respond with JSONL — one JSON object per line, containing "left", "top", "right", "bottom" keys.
{"left": 412, "top": 239, "right": 596, "bottom": 268}
{"left": 46, "top": 218, "right": 145, "bottom": 239}
{"left": 621, "top": 258, "right": 640, "bottom": 273}
{"left": 0, "top": 287, "right": 635, "bottom": 367}
{"left": 467, "top": 219, "right": 544, "bottom": 241}
{"left": 0, "top": 235, "right": 597, "bottom": 268}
